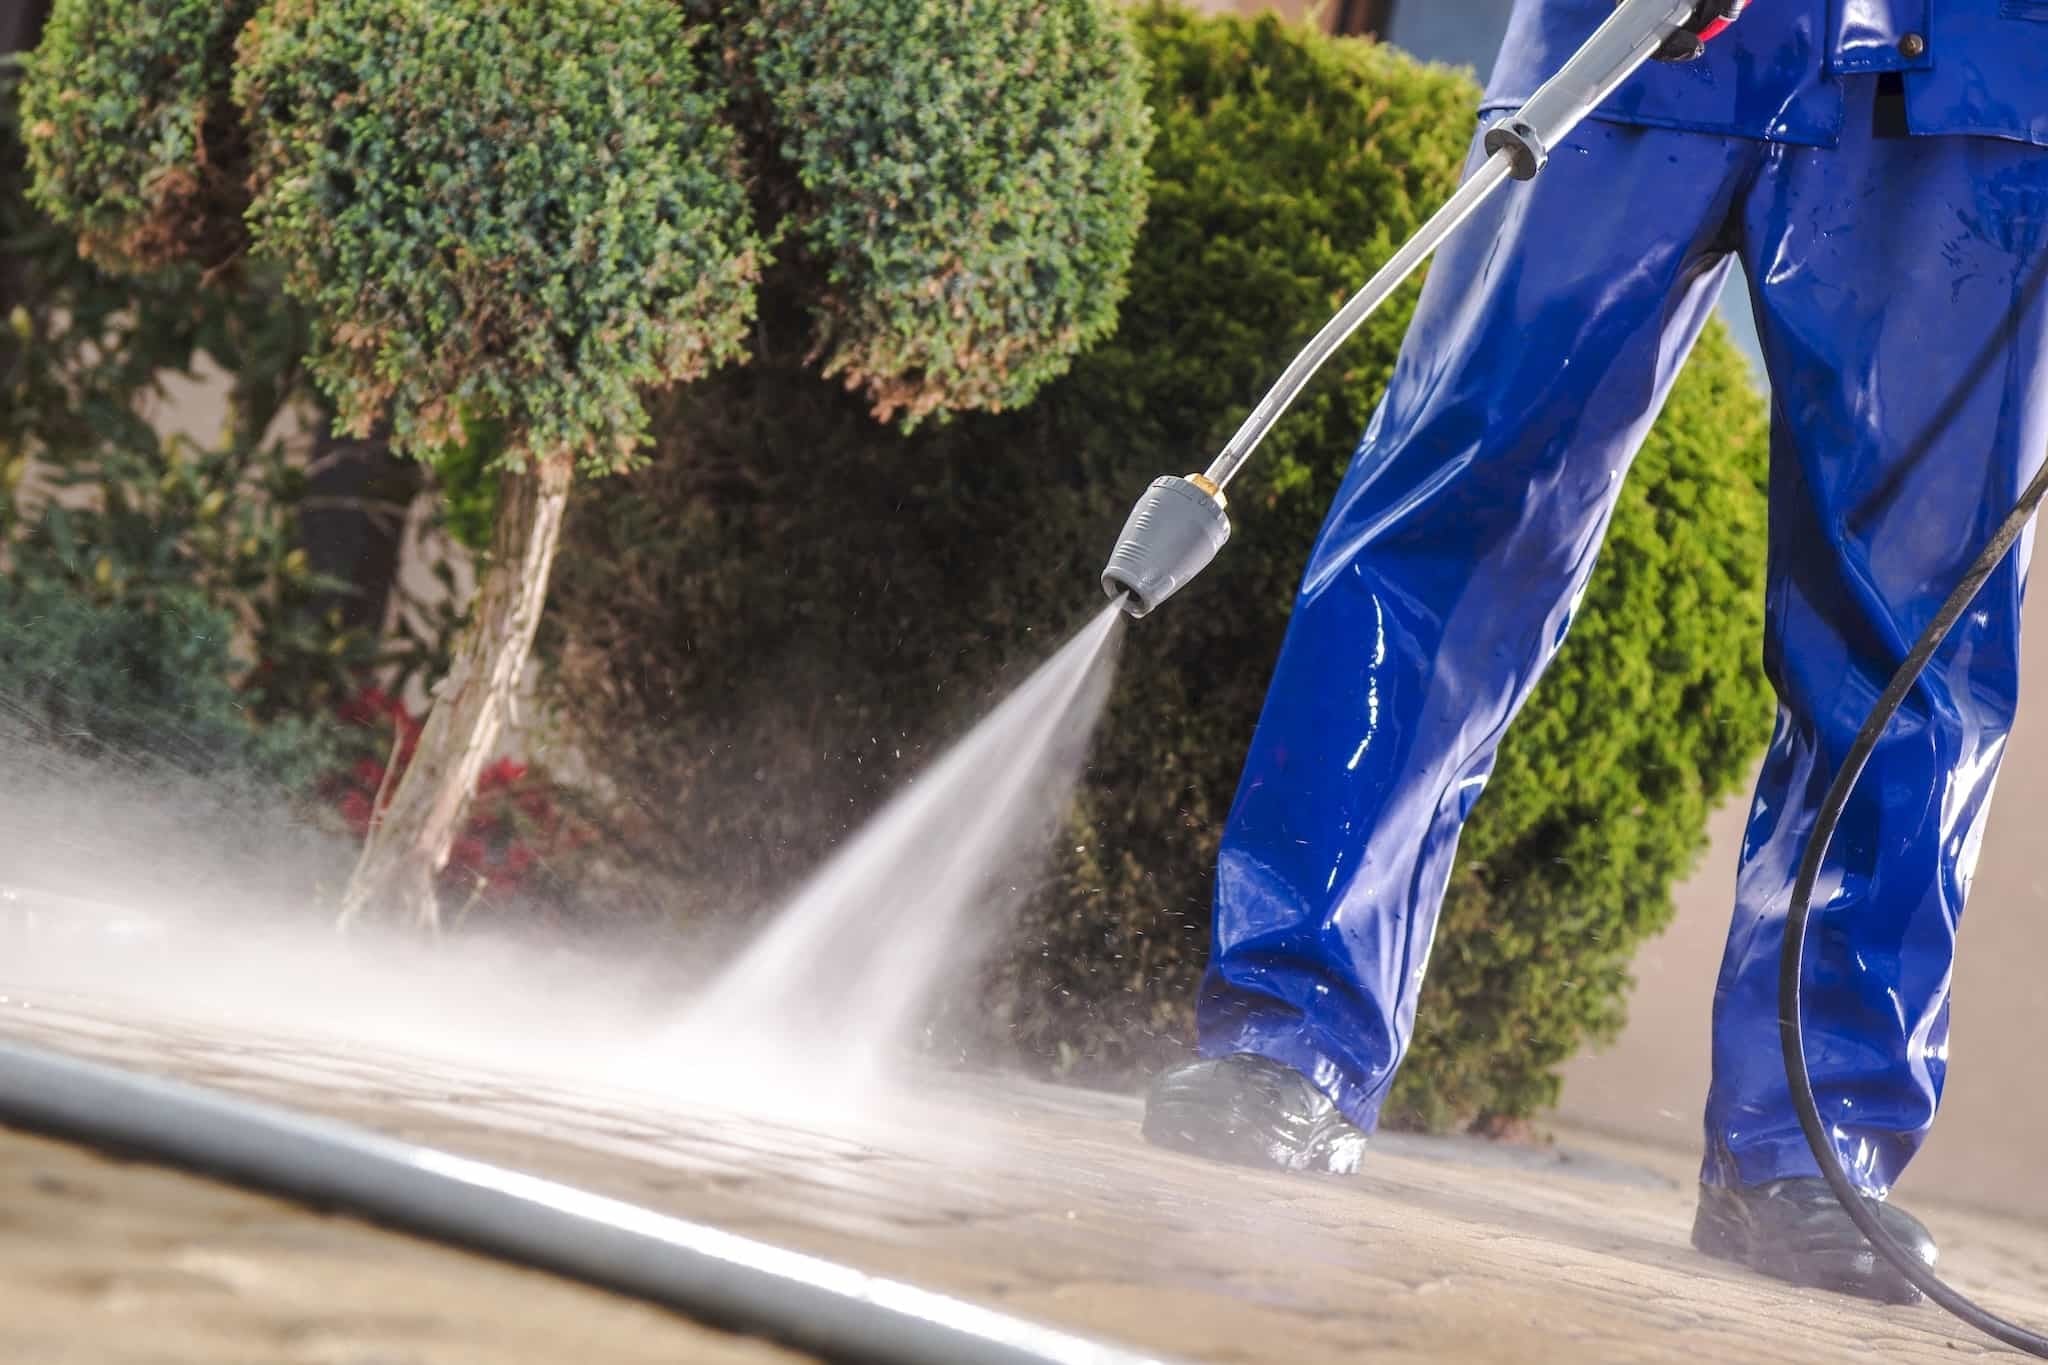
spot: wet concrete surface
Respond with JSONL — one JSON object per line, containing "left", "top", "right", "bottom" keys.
{"left": 0, "top": 987, "right": 2044, "bottom": 1363}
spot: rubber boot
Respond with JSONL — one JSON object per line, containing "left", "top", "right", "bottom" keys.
{"left": 1692, "top": 1179, "right": 1938, "bottom": 1305}
{"left": 1141, "top": 1053, "right": 1368, "bottom": 1175}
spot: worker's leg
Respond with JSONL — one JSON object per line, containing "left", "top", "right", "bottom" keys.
{"left": 1195, "top": 118, "right": 1751, "bottom": 1132}
{"left": 1704, "top": 87, "right": 2048, "bottom": 1197}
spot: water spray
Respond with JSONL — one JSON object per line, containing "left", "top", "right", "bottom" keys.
{"left": 1100, "top": 0, "right": 2048, "bottom": 1353}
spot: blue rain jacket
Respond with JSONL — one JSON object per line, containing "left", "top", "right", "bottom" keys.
{"left": 1485, "top": 0, "right": 2048, "bottom": 148}
{"left": 1199, "top": 58, "right": 2048, "bottom": 1196}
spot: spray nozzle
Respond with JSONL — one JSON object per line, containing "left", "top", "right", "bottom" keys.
{"left": 1100, "top": 474, "right": 1232, "bottom": 618}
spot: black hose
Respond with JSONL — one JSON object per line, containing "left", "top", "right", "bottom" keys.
{"left": 0, "top": 1040, "right": 1167, "bottom": 1365}
{"left": 1780, "top": 453, "right": 2048, "bottom": 1356}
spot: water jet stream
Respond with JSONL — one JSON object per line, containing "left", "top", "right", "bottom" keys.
{"left": 666, "top": 602, "right": 1128, "bottom": 1107}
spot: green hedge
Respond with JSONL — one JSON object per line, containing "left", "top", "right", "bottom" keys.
{"left": 549, "top": 7, "right": 1774, "bottom": 1128}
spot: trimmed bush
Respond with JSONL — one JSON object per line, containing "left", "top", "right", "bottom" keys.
{"left": 232, "top": 0, "right": 776, "bottom": 925}
{"left": 233, "top": 0, "right": 763, "bottom": 472}
{"left": 549, "top": 7, "right": 1774, "bottom": 1128}
{"left": 741, "top": 0, "right": 1152, "bottom": 426}
{"left": 18, "top": 0, "right": 258, "bottom": 273}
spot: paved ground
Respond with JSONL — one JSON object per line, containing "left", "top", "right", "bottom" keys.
{"left": 0, "top": 1124, "right": 810, "bottom": 1365}
{"left": 1, "top": 981, "right": 2045, "bottom": 1364}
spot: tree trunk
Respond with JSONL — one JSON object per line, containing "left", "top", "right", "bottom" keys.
{"left": 338, "top": 457, "right": 572, "bottom": 931}
{"left": 1330, "top": 0, "right": 1395, "bottom": 38}
{"left": 0, "top": 0, "right": 50, "bottom": 53}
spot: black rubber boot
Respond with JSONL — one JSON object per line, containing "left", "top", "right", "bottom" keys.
{"left": 1141, "top": 1053, "right": 1368, "bottom": 1175}
{"left": 1691, "top": 1179, "right": 1938, "bottom": 1305}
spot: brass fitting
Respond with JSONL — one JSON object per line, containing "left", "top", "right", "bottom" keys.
{"left": 1184, "top": 472, "right": 1227, "bottom": 509}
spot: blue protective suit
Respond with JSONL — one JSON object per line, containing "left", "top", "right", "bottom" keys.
{"left": 1487, "top": 0, "right": 2048, "bottom": 149}
{"left": 1202, "top": 2, "right": 2048, "bottom": 1196}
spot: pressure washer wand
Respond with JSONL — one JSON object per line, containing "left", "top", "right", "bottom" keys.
{"left": 1100, "top": 0, "right": 1698, "bottom": 618}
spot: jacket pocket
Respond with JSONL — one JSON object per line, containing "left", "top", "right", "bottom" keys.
{"left": 2001, "top": 1, "right": 2048, "bottom": 20}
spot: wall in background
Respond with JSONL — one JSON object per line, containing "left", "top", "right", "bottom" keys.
{"left": 1386, "top": 0, "right": 1516, "bottom": 70}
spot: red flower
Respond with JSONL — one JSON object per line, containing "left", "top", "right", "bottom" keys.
{"left": 324, "top": 686, "right": 602, "bottom": 910}
{"left": 477, "top": 758, "right": 527, "bottom": 792}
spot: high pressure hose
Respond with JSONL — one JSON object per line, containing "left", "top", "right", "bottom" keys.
{"left": 1778, "top": 454, "right": 2048, "bottom": 1356}
{"left": 0, "top": 1040, "right": 1166, "bottom": 1365}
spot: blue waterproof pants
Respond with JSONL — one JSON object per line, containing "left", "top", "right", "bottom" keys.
{"left": 1202, "top": 78, "right": 2048, "bottom": 1195}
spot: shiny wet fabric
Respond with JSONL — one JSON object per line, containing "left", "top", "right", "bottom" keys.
{"left": 1484, "top": 0, "right": 2048, "bottom": 150}
{"left": 1200, "top": 77, "right": 2048, "bottom": 1196}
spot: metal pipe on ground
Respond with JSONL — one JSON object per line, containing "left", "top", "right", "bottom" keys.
{"left": 0, "top": 1038, "right": 1171, "bottom": 1365}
